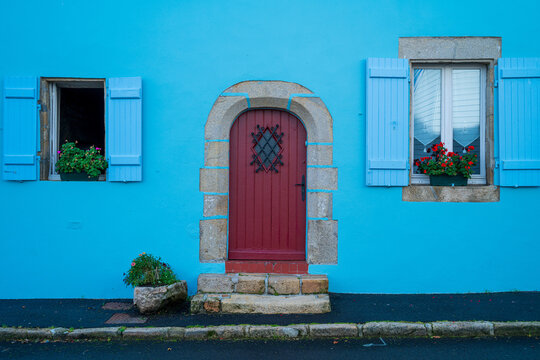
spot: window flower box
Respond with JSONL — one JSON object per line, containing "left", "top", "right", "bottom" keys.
{"left": 60, "top": 172, "right": 99, "bottom": 181}
{"left": 429, "top": 174, "right": 468, "bottom": 187}
{"left": 55, "top": 141, "right": 108, "bottom": 181}
{"left": 415, "top": 142, "right": 478, "bottom": 186}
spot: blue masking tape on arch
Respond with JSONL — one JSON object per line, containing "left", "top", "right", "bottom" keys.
{"left": 287, "top": 94, "right": 319, "bottom": 110}
{"left": 221, "top": 92, "right": 251, "bottom": 108}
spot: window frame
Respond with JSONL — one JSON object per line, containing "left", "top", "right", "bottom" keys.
{"left": 39, "top": 78, "right": 106, "bottom": 181}
{"left": 410, "top": 63, "right": 487, "bottom": 185}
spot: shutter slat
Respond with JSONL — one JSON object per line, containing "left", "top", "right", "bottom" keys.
{"left": 366, "top": 58, "right": 409, "bottom": 186}
{"left": 106, "top": 77, "right": 142, "bottom": 182}
{"left": 2, "top": 76, "right": 38, "bottom": 181}
{"left": 497, "top": 58, "right": 540, "bottom": 186}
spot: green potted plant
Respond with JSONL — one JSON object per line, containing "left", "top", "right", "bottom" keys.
{"left": 414, "top": 142, "right": 478, "bottom": 186}
{"left": 56, "top": 141, "right": 108, "bottom": 181}
{"left": 123, "top": 253, "right": 187, "bottom": 314}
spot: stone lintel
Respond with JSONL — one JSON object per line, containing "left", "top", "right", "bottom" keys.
{"left": 399, "top": 37, "right": 502, "bottom": 60}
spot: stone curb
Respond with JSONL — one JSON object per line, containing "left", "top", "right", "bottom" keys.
{"left": 1, "top": 321, "right": 539, "bottom": 341}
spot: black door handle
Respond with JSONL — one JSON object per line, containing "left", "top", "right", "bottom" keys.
{"left": 295, "top": 174, "right": 306, "bottom": 201}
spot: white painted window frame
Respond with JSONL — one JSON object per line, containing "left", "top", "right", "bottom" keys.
{"left": 47, "top": 79, "right": 106, "bottom": 181}
{"left": 411, "top": 63, "right": 486, "bottom": 185}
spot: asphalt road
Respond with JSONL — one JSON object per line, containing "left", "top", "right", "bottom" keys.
{"left": 1, "top": 338, "right": 539, "bottom": 360}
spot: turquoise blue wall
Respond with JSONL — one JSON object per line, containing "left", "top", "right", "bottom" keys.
{"left": 1, "top": 0, "right": 539, "bottom": 298}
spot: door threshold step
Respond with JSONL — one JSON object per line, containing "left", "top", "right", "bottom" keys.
{"left": 191, "top": 293, "right": 331, "bottom": 314}
{"left": 226, "top": 261, "right": 308, "bottom": 274}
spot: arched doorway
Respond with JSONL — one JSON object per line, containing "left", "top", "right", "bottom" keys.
{"left": 229, "top": 109, "right": 307, "bottom": 260}
{"left": 200, "top": 81, "right": 337, "bottom": 266}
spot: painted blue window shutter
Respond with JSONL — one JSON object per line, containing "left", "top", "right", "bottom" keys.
{"left": 2, "top": 76, "right": 39, "bottom": 181}
{"left": 106, "top": 77, "right": 142, "bottom": 182}
{"left": 496, "top": 58, "right": 540, "bottom": 187}
{"left": 366, "top": 58, "right": 409, "bottom": 186}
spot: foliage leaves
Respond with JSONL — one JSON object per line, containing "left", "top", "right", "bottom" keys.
{"left": 123, "top": 253, "right": 178, "bottom": 287}
{"left": 55, "top": 141, "right": 108, "bottom": 177}
{"left": 415, "top": 143, "right": 478, "bottom": 179}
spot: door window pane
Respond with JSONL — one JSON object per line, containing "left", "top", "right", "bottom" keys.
{"left": 452, "top": 69, "right": 480, "bottom": 174}
{"left": 413, "top": 69, "right": 441, "bottom": 173}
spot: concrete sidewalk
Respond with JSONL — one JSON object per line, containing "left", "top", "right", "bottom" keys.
{"left": 0, "top": 292, "right": 539, "bottom": 341}
{"left": 1, "top": 292, "right": 539, "bottom": 329}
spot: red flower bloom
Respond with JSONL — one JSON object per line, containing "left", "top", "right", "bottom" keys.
{"left": 468, "top": 161, "right": 473, "bottom": 165}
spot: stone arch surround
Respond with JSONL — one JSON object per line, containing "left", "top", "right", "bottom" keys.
{"left": 199, "top": 81, "right": 338, "bottom": 265}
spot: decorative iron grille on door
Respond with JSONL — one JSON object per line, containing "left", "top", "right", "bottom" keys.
{"left": 250, "top": 124, "right": 284, "bottom": 173}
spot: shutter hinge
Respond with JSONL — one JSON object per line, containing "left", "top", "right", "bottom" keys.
{"left": 406, "top": 159, "right": 410, "bottom": 170}
{"left": 495, "top": 160, "right": 500, "bottom": 169}
{"left": 494, "top": 78, "right": 498, "bottom": 88}
{"left": 37, "top": 101, "right": 47, "bottom": 112}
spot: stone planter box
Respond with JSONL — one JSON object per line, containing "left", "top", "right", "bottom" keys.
{"left": 134, "top": 281, "right": 187, "bottom": 314}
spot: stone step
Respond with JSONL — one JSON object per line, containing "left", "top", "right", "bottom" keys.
{"left": 191, "top": 293, "right": 331, "bottom": 314}
{"left": 197, "top": 273, "right": 328, "bottom": 295}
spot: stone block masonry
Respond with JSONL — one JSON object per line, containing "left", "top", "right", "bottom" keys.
{"left": 195, "top": 273, "right": 329, "bottom": 296}
{"left": 191, "top": 273, "right": 331, "bottom": 314}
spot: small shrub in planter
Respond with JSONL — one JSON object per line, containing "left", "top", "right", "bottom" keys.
{"left": 56, "top": 141, "right": 108, "bottom": 180}
{"left": 124, "top": 253, "right": 187, "bottom": 314}
{"left": 414, "top": 142, "right": 478, "bottom": 186}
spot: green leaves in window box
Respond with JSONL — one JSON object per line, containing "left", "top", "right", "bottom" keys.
{"left": 55, "top": 141, "right": 108, "bottom": 178}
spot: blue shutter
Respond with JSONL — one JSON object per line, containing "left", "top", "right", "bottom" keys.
{"left": 496, "top": 58, "right": 540, "bottom": 187}
{"left": 366, "top": 58, "right": 410, "bottom": 186}
{"left": 106, "top": 77, "right": 142, "bottom": 182}
{"left": 2, "top": 77, "right": 38, "bottom": 181}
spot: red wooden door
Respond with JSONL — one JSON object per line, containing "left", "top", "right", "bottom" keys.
{"left": 229, "top": 109, "right": 307, "bottom": 260}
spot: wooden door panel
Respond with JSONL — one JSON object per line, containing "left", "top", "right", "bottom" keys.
{"left": 229, "top": 109, "right": 307, "bottom": 260}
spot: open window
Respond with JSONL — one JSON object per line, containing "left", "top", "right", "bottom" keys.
{"left": 42, "top": 79, "right": 106, "bottom": 180}
{"left": 2, "top": 76, "right": 142, "bottom": 182}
